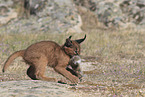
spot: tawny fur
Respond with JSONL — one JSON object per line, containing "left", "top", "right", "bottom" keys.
{"left": 2, "top": 35, "right": 86, "bottom": 84}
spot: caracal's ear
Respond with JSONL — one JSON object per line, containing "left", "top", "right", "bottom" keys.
{"left": 65, "top": 35, "right": 73, "bottom": 47}
{"left": 69, "top": 35, "right": 72, "bottom": 39}
{"left": 75, "top": 34, "right": 86, "bottom": 44}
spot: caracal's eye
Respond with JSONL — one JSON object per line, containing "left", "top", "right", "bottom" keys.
{"left": 77, "top": 48, "right": 79, "bottom": 52}
{"left": 74, "top": 48, "right": 78, "bottom": 54}
{"left": 76, "top": 48, "right": 79, "bottom": 52}
{"left": 76, "top": 48, "right": 77, "bottom": 51}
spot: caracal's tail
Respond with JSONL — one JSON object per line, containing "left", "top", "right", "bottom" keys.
{"left": 2, "top": 50, "right": 25, "bottom": 72}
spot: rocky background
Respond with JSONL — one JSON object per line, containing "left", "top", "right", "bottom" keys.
{"left": 0, "top": 0, "right": 145, "bottom": 34}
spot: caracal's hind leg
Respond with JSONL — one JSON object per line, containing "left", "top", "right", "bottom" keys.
{"left": 33, "top": 57, "right": 56, "bottom": 82}
{"left": 27, "top": 65, "right": 37, "bottom": 80}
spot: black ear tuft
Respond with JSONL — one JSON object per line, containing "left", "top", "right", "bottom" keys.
{"left": 75, "top": 34, "right": 86, "bottom": 44}
{"left": 65, "top": 38, "right": 72, "bottom": 47}
{"left": 69, "top": 35, "right": 72, "bottom": 39}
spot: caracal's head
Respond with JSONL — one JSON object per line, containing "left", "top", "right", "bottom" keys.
{"left": 63, "top": 34, "right": 86, "bottom": 57}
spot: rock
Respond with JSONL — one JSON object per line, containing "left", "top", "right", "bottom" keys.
{"left": 0, "top": 3, "right": 18, "bottom": 26}
{"left": 0, "top": 80, "right": 80, "bottom": 97}
{"left": 29, "top": 0, "right": 47, "bottom": 15}
{"left": 73, "top": 0, "right": 145, "bottom": 29}
{"left": 0, "top": 10, "right": 17, "bottom": 26}
{"left": 73, "top": 0, "right": 97, "bottom": 11}
{"left": 0, "top": 0, "right": 145, "bottom": 33}
{"left": 0, "top": 4, "right": 9, "bottom": 15}
{"left": 0, "top": 0, "right": 82, "bottom": 33}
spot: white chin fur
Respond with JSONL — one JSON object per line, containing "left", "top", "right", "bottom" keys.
{"left": 75, "top": 59, "right": 81, "bottom": 64}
